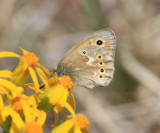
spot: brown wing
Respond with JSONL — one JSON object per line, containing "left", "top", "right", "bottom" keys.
{"left": 60, "top": 29, "right": 116, "bottom": 62}
{"left": 56, "top": 29, "right": 116, "bottom": 89}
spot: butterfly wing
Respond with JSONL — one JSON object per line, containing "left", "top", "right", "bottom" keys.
{"left": 56, "top": 29, "right": 116, "bottom": 89}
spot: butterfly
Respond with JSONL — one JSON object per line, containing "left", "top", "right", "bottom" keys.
{"left": 55, "top": 28, "right": 116, "bottom": 89}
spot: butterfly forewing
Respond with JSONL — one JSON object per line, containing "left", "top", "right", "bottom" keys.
{"left": 56, "top": 29, "right": 116, "bottom": 89}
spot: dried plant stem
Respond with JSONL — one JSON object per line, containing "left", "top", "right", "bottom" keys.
{"left": 120, "top": 49, "right": 160, "bottom": 133}
{"left": 120, "top": 49, "right": 160, "bottom": 97}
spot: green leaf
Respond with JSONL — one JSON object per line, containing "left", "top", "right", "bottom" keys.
{"left": 1, "top": 115, "right": 12, "bottom": 133}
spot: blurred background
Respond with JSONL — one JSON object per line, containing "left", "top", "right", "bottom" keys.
{"left": 0, "top": 0, "right": 160, "bottom": 133}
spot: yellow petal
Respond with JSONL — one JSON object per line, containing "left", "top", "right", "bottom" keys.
{"left": 28, "top": 67, "right": 39, "bottom": 92}
{"left": 36, "top": 110, "right": 46, "bottom": 127}
{"left": 33, "top": 94, "right": 40, "bottom": 103}
{"left": 0, "top": 51, "right": 20, "bottom": 58}
{"left": 0, "top": 79, "right": 20, "bottom": 97}
{"left": 38, "top": 64, "right": 50, "bottom": 77}
{"left": 56, "top": 119, "right": 74, "bottom": 133}
{"left": 22, "top": 83, "right": 35, "bottom": 90}
{"left": 18, "top": 47, "right": 28, "bottom": 54}
{"left": 0, "top": 95, "right": 4, "bottom": 109}
{"left": 12, "top": 68, "right": 24, "bottom": 77}
{"left": 11, "top": 60, "right": 29, "bottom": 85}
{"left": 9, "top": 128, "right": 15, "bottom": 133}
{"left": 69, "top": 93, "right": 76, "bottom": 112}
{"left": 64, "top": 102, "right": 75, "bottom": 117}
{"left": 74, "top": 126, "right": 82, "bottom": 133}
{"left": 36, "top": 67, "right": 49, "bottom": 89}
{"left": 0, "top": 70, "right": 13, "bottom": 78}
{"left": 0, "top": 85, "right": 11, "bottom": 99}
{"left": 62, "top": 108, "right": 66, "bottom": 122}
{"left": 28, "top": 96, "right": 37, "bottom": 109}
{"left": 59, "top": 89, "right": 69, "bottom": 106}
{"left": 52, "top": 108, "right": 59, "bottom": 127}
{"left": 22, "top": 83, "right": 42, "bottom": 94}
{"left": 1, "top": 107, "right": 24, "bottom": 131}
{"left": 21, "top": 100, "right": 32, "bottom": 123}
{"left": 49, "top": 85, "right": 64, "bottom": 105}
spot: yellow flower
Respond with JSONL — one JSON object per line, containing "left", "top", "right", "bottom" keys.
{"left": 50, "top": 84, "right": 74, "bottom": 127}
{"left": 46, "top": 76, "right": 75, "bottom": 127}
{"left": 0, "top": 78, "right": 46, "bottom": 132}
{"left": 22, "top": 75, "right": 75, "bottom": 128}
{"left": 21, "top": 99, "right": 46, "bottom": 133}
{"left": 52, "top": 114, "right": 90, "bottom": 133}
{"left": 0, "top": 78, "right": 26, "bottom": 113}
{"left": 0, "top": 95, "right": 25, "bottom": 132}
{"left": 0, "top": 94, "right": 46, "bottom": 133}
{"left": 0, "top": 47, "right": 80, "bottom": 132}
{"left": 0, "top": 47, "right": 50, "bottom": 92}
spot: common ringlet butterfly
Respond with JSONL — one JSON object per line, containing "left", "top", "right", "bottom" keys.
{"left": 55, "top": 28, "right": 116, "bottom": 89}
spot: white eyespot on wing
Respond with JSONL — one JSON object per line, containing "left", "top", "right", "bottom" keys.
{"left": 93, "top": 71, "right": 98, "bottom": 76}
{"left": 73, "top": 68, "right": 81, "bottom": 71}
{"left": 86, "top": 56, "right": 96, "bottom": 66}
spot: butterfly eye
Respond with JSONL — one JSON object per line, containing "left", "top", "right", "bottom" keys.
{"left": 97, "top": 40, "right": 103, "bottom": 45}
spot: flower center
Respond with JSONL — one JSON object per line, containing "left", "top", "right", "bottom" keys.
{"left": 75, "top": 114, "right": 89, "bottom": 131}
{"left": 23, "top": 52, "right": 39, "bottom": 68}
{"left": 12, "top": 97, "right": 24, "bottom": 113}
{"left": 59, "top": 76, "right": 73, "bottom": 90}
{"left": 24, "top": 121, "right": 43, "bottom": 133}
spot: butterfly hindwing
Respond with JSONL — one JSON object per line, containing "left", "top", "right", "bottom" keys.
{"left": 56, "top": 29, "right": 116, "bottom": 89}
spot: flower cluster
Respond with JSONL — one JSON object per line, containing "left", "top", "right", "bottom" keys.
{"left": 0, "top": 47, "right": 90, "bottom": 133}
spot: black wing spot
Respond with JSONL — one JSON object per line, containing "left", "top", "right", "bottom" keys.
{"left": 100, "top": 69, "right": 104, "bottom": 72}
{"left": 98, "top": 56, "right": 101, "bottom": 59}
{"left": 97, "top": 40, "right": 103, "bottom": 45}
{"left": 83, "top": 51, "right": 86, "bottom": 54}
